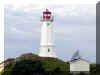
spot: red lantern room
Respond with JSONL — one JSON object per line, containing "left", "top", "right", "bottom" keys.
{"left": 41, "top": 9, "right": 53, "bottom": 22}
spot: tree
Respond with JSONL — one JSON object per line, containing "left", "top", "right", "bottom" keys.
{"left": 12, "top": 59, "right": 45, "bottom": 75}
{"left": 1, "top": 59, "right": 45, "bottom": 75}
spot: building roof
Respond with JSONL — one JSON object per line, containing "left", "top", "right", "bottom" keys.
{"left": 70, "top": 57, "right": 89, "bottom": 63}
{"left": 43, "top": 9, "right": 51, "bottom": 14}
{"left": 70, "top": 50, "right": 89, "bottom": 63}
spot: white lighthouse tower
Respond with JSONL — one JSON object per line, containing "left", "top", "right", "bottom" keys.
{"left": 39, "top": 9, "right": 56, "bottom": 58}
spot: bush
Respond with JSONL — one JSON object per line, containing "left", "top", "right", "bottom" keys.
{"left": 11, "top": 59, "right": 45, "bottom": 75}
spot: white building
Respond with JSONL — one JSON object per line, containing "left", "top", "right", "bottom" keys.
{"left": 39, "top": 9, "right": 56, "bottom": 58}
{"left": 70, "top": 50, "right": 90, "bottom": 73}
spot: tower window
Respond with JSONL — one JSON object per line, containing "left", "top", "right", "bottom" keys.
{"left": 47, "top": 23, "right": 50, "bottom": 25}
{"left": 48, "top": 49, "right": 50, "bottom": 52}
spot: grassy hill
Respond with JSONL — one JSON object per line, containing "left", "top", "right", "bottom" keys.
{"left": 0, "top": 53, "right": 97, "bottom": 75}
{"left": 16, "top": 53, "right": 69, "bottom": 72}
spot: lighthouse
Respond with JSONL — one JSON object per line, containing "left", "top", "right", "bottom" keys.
{"left": 39, "top": 9, "right": 56, "bottom": 58}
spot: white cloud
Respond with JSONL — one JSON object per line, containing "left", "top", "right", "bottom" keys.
{"left": 5, "top": 0, "right": 97, "bottom": 5}
{"left": 55, "top": 5, "right": 95, "bottom": 17}
{"left": 5, "top": 3, "right": 96, "bottom": 19}
{"left": 5, "top": 0, "right": 97, "bottom": 11}
{"left": 9, "top": 26, "right": 40, "bottom": 40}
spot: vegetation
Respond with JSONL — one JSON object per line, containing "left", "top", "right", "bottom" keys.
{"left": 0, "top": 62, "right": 3, "bottom": 65}
{"left": 0, "top": 53, "right": 98, "bottom": 75}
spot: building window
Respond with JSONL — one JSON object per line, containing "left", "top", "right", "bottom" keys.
{"left": 48, "top": 49, "right": 50, "bottom": 52}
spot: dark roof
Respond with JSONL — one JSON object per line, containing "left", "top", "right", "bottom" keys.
{"left": 43, "top": 9, "right": 51, "bottom": 14}
{"left": 70, "top": 57, "right": 89, "bottom": 63}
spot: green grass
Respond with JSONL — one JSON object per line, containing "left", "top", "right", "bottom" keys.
{"left": 0, "top": 62, "right": 3, "bottom": 65}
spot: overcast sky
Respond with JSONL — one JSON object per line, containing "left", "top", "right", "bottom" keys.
{"left": 4, "top": 0, "right": 97, "bottom": 63}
